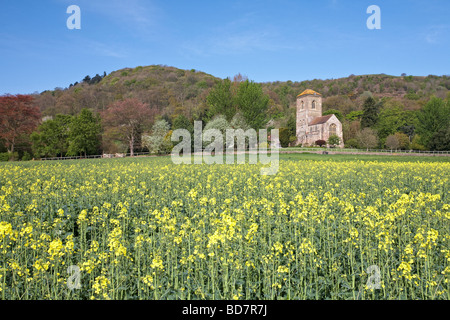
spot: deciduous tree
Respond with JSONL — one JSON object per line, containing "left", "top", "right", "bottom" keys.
{"left": 31, "top": 114, "right": 72, "bottom": 158}
{"left": 0, "top": 94, "right": 41, "bottom": 153}
{"left": 416, "top": 97, "right": 450, "bottom": 150}
{"left": 101, "top": 98, "right": 156, "bottom": 156}
{"left": 67, "top": 108, "right": 101, "bottom": 157}
{"left": 356, "top": 127, "right": 378, "bottom": 150}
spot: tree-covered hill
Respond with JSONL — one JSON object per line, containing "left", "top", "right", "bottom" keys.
{"left": 33, "top": 65, "right": 450, "bottom": 122}
{"left": 2, "top": 64, "right": 446, "bottom": 160}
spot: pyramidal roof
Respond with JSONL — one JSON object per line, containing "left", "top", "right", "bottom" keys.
{"left": 297, "top": 89, "right": 321, "bottom": 97}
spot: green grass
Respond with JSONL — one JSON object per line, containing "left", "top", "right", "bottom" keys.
{"left": 278, "top": 153, "right": 450, "bottom": 163}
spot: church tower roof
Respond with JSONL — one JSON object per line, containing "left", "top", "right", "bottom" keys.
{"left": 297, "top": 89, "right": 321, "bottom": 97}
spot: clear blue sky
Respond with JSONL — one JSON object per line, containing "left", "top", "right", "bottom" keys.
{"left": 1, "top": 0, "right": 449, "bottom": 95}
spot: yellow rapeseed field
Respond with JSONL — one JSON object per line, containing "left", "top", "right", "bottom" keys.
{"left": 0, "top": 156, "right": 448, "bottom": 300}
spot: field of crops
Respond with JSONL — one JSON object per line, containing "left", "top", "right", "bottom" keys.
{"left": 0, "top": 156, "right": 448, "bottom": 300}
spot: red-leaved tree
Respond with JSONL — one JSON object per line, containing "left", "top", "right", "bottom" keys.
{"left": 101, "top": 98, "right": 156, "bottom": 156}
{"left": 0, "top": 94, "right": 41, "bottom": 153}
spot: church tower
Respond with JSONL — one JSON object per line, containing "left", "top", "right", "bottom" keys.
{"left": 296, "top": 89, "right": 322, "bottom": 138}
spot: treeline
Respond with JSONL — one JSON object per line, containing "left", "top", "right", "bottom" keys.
{"left": 1, "top": 66, "right": 450, "bottom": 161}
{"left": 335, "top": 94, "right": 450, "bottom": 151}
{"left": 0, "top": 76, "right": 271, "bottom": 160}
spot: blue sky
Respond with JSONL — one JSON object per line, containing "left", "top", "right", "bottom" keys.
{"left": 1, "top": 0, "right": 449, "bottom": 95}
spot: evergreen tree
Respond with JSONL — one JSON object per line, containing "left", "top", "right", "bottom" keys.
{"left": 361, "top": 96, "right": 379, "bottom": 128}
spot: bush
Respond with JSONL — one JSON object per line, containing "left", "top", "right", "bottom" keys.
{"left": 0, "top": 152, "right": 18, "bottom": 161}
{"left": 328, "top": 135, "right": 341, "bottom": 147}
{"left": 21, "top": 151, "right": 32, "bottom": 161}
{"left": 315, "top": 140, "right": 326, "bottom": 147}
{"left": 345, "top": 138, "right": 359, "bottom": 148}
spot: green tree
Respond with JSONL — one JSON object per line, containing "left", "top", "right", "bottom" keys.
{"left": 172, "top": 114, "right": 193, "bottom": 133}
{"left": 429, "top": 127, "right": 450, "bottom": 151}
{"left": 345, "top": 110, "right": 363, "bottom": 122}
{"left": 394, "top": 132, "right": 411, "bottom": 150}
{"left": 286, "top": 115, "right": 296, "bottom": 138}
{"left": 31, "top": 114, "right": 72, "bottom": 158}
{"left": 67, "top": 109, "right": 101, "bottom": 157}
{"left": 411, "top": 134, "right": 426, "bottom": 151}
{"left": 328, "top": 134, "right": 341, "bottom": 147}
{"left": 236, "top": 80, "right": 269, "bottom": 130}
{"left": 416, "top": 97, "right": 450, "bottom": 150}
{"left": 361, "top": 96, "right": 380, "bottom": 128}
{"left": 279, "top": 128, "right": 290, "bottom": 148}
{"left": 376, "top": 105, "right": 406, "bottom": 140}
{"left": 230, "top": 112, "right": 250, "bottom": 130}
{"left": 323, "top": 109, "right": 343, "bottom": 122}
{"left": 206, "top": 78, "right": 235, "bottom": 121}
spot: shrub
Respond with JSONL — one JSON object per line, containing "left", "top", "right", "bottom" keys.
{"left": 345, "top": 138, "right": 359, "bottom": 148}
{"left": 279, "top": 128, "right": 290, "bottom": 148}
{"left": 21, "top": 151, "right": 32, "bottom": 161}
{"left": 315, "top": 140, "right": 326, "bottom": 147}
{"left": 328, "top": 135, "right": 341, "bottom": 147}
{"left": 0, "top": 152, "right": 18, "bottom": 161}
{"left": 0, "top": 153, "right": 9, "bottom": 161}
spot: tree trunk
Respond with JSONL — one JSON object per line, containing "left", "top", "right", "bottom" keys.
{"left": 129, "top": 135, "right": 134, "bottom": 157}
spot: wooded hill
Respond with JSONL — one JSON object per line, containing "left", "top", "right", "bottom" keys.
{"left": 33, "top": 64, "right": 450, "bottom": 123}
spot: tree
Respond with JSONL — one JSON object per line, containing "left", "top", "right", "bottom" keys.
{"left": 416, "top": 97, "right": 450, "bottom": 150}
{"left": 356, "top": 128, "right": 379, "bottom": 150}
{"left": 411, "top": 134, "right": 426, "bottom": 151}
{"left": 345, "top": 110, "right": 363, "bottom": 122}
{"left": 286, "top": 115, "right": 296, "bottom": 138}
{"left": 101, "top": 98, "right": 156, "bottom": 156}
{"left": 206, "top": 78, "right": 235, "bottom": 121}
{"left": 83, "top": 75, "right": 91, "bottom": 83}
{"left": 172, "top": 114, "right": 193, "bottom": 133}
{"left": 67, "top": 108, "right": 101, "bottom": 157}
{"left": 385, "top": 134, "right": 400, "bottom": 150}
{"left": 31, "top": 114, "right": 72, "bottom": 158}
{"left": 202, "top": 115, "right": 231, "bottom": 149}
{"left": 328, "top": 135, "right": 341, "bottom": 147}
{"left": 142, "top": 119, "right": 172, "bottom": 154}
{"left": 323, "top": 109, "right": 343, "bottom": 122}
{"left": 279, "top": 128, "right": 290, "bottom": 148}
{"left": 361, "top": 96, "right": 380, "bottom": 128}
{"left": 230, "top": 112, "right": 250, "bottom": 130}
{"left": 0, "top": 94, "right": 41, "bottom": 154}
{"left": 235, "top": 80, "right": 269, "bottom": 130}
{"left": 394, "top": 132, "right": 410, "bottom": 150}
{"left": 429, "top": 127, "right": 450, "bottom": 151}
{"left": 376, "top": 105, "right": 407, "bottom": 140}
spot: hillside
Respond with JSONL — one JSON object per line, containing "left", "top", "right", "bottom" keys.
{"left": 33, "top": 65, "right": 450, "bottom": 122}
{"left": 34, "top": 65, "right": 220, "bottom": 120}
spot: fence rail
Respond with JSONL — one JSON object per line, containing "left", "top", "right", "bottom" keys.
{"left": 37, "top": 147, "right": 450, "bottom": 161}
{"left": 283, "top": 147, "right": 450, "bottom": 155}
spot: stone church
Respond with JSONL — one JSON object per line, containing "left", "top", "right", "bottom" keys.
{"left": 296, "top": 89, "right": 344, "bottom": 147}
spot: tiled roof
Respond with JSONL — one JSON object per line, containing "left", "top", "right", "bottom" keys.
{"left": 297, "top": 89, "right": 321, "bottom": 97}
{"left": 309, "top": 115, "right": 333, "bottom": 125}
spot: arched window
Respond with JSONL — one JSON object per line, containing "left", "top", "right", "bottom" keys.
{"left": 301, "top": 101, "right": 304, "bottom": 109}
{"left": 311, "top": 100, "right": 316, "bottom": 109}
{"left": 329, "top": 123, "right": 337, "bottom": 136}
